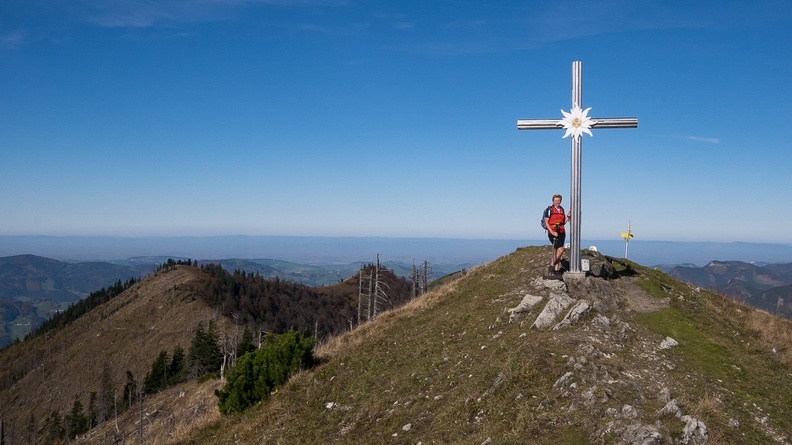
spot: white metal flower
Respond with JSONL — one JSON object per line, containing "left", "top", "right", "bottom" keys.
{"left": 559, "top": 104, "right": 595, "bottom": 139}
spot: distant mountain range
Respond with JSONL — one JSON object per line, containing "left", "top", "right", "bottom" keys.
{"left": 664, "top": 260, "right": 792, "bottom": 319}
{"left": 0, "top": 255, "right": 157, "bottom": 347}
{"left": 0, "top": 254, "right": 472, "bottom": 348}
{"left": 3, "top": 235, "right": 792, "bottom": 267}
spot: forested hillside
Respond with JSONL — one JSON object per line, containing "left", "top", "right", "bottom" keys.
{"left": 198, "top": 262, "right": 414, "bottom": 338}
{"left": 0, "top": 254, "right": 156, "bottom": 347}
{"left": 0, "top": 260, "right": 415, "bottom": 444}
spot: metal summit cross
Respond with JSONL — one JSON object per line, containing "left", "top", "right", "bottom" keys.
{"left": 517, "top": 61, "right": 637, "bottom": 276}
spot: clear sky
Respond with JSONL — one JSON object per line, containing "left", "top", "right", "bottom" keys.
{"left": 2, "top": 0, "right": 791, "bottom": 244}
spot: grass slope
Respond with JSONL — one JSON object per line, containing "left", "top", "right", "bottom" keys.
{"left": 176, "top": 246, "right": 792, "bottom": 444}
{"left": 0, "top": 265, "right": 238, "bottom": 442}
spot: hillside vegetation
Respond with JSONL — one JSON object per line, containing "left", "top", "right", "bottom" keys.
{"left": 2, "top": 247, "right": 792, "bottom": 444}
{"left": 178, "top": 247, "right": 792, "bottom": 444}
{"left": 0, "top": 254, "right": 155, "bottom": 347}
{"left": 0, "top": 261, "right": 414, "bottom": 444}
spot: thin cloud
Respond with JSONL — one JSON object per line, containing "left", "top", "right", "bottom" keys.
{"left": 1, "top": 29, "right": 28, "bottom": 49}
{"left": 685, "top": 136, "right": 720, "bottom": 144}
{"left": 69, "top": 0, "right": 337, "bottom": 28}
{"left": 525, "top": 0, "right": 792, "bottom": 45}
{"left": 660, "top": 134, "right": 721, "bottom": 144}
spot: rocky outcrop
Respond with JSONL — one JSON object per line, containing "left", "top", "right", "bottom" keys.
{"left": 506, "top": 271, "right": 708, "bottom": 444}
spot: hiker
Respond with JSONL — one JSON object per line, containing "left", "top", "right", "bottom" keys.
{"left": 544, "top": 194, "right": 571, "bottom": 274}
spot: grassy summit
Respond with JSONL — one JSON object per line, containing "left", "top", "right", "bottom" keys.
{"left": 3, "top": 247, "right": 790, "bottom": 444}
{"left": 177, "top": 246, "right": 792, "bottom": 444}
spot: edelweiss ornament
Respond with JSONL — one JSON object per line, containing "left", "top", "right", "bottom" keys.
{"left": 559, "top": 104, "right": 595, "bottom": 139}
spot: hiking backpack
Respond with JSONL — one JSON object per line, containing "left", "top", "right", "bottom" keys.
{"left": 540, "top": 206, "right": 550, "bottom": 231}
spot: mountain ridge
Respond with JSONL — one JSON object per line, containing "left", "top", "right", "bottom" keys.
{"left": 2, "top": 247, "right": 792, "bottom": 443}
{"left": 169, "top": 246, "right": 792, "bottom": 444}
{"left": 667, "top": 260, "right": 792, "bottom": 319}
{"left": 0, "top": 254, "right": 466, "bottom": 347}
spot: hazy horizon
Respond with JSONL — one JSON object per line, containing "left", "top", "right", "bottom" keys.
{"left": 2, "top": 235, "right": 791, "bottom": 268}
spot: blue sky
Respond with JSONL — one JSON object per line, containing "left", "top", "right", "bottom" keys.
{"left": 2, "top": 0, "right": 791, "bottom": 244}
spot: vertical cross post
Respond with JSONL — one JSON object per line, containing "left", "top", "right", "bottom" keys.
{"left": 517, "top": 61, "right": 637, "bottom": 275}
{"left": 570, "top": 61, "right": 583, "bottom": 274}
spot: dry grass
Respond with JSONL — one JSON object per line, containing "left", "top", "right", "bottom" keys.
{"left": 314, "top": 263, "right": 482, "bottom": 360}
{"left": 74, "top": 380, "right": 223, "bottom": 445}
{"left": 697, "top": 280, "right": 792, "bottom": 366}
{"left": 747, "top": 308, "right": 792, "bottom": 365}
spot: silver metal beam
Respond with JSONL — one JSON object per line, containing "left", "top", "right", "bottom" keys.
{"left": 517, "top": 117, "right": 637, "bottom": 130}
{"left": 570, "top": 61, "right": 583, "bottom": 274}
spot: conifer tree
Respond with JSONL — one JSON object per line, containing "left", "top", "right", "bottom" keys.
{"left": 216, "top": 331, "right": 315, "bottom": 414}
{"left": 168, "top": 345, "right": 186, "bottom": 386}
{"left": 187, "top": 322, "right": 222, "bottom": 378}
{"left": 87, "top": 391, "right": 98, "bottom": 429}
{"left": 122, "top": 371, "right": 138, "bottom": 411}
{"left": 98, "top": 360, "right": 114, "bottom": 423}
{"left": 143, "top": 351, "right": 169, "bottom": 394}
{"left": 44, "top": 411, "right": 63, "bottom": 445}
{"left": 64, "top": 396, "right": 89, "bottom": 439}
{"left": 237, "top": 326, "right": 255, "bottom": 358}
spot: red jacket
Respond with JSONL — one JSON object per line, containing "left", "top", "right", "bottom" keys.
{"left": 545, "top": 206, "right": 566, "bottom": 233}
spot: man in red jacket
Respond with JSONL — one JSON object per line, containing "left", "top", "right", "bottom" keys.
{"left": 543, "top": 194, "right": 571, "bottom": 274}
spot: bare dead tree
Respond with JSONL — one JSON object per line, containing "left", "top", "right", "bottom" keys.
{"left": 422, "top": 260, "right": 431, "bottom": 295}
{"left": 411, "top": 259, "right": 431, "bottom": 298}
{"left": 231, "top": 313, "right": 240, "bottom": 368}
{"left": 114, "top": 388, "right": 119, "bottom": 434}
{"left": 219, "top": 333, "right": 229, "bottom": 382}
{"left": 371, "top": 254, "right": 390, "bottom": 318}
{"left": 357, "top": 264, "right": 364, "bottom": 326}
{"left": 366, "top": 268, "right": 374, "bottom": 321}
{"left": 411, "top": 260, "right": 418, "bottom": 300}
{"left": 138, "top": 385, "right": 143, "bottom": 445}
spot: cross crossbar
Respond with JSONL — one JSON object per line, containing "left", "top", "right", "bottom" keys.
{"left": 517, "top": 117, "right": 637, "bottom": 130}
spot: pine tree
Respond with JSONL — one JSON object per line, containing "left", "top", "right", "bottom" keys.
{"left": 98, "top": 360, "right": 114, "bottom": 423}
{"left": 122, "top": 371, "right": 137, "bottom": 411}
{"left": 87, "top": 391, "right": 98, "bottom": 430}
{"left": 43, "top": 411, "right": 63, "bottom": 445}
{"left": 168, "top": 345, "right": 186, "bottom": 386}
{"left": 64, "top": 396, "right": 89, "bottom": 439}
{"left": 143, "top": 351, "right": 169, "bottom": 394}
{"left": 187, "top": 322, "right": 222, "bottom": 378}
{"left": 216, "top": 331, "right": 315, "bottom": 414}
{"left": 237, "top": 326, "right": 255, "bottom": 358}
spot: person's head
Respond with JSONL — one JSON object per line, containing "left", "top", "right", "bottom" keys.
{"left": 552, "top": 194, "right": 562, "bottom": 205}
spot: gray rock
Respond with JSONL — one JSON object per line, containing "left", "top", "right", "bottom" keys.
{"left": 508, "top": 294, "right": 543, "bottom": 323}
{"left": 533, "top": 294, "right": 576, "bottom": 329}
{"left": 680, "top": 415, "right": 708, "bottom": 444}
{"left": 659, "top": 337, "right": 679, "bottom": 350}
{"left": 553, "top": 299, "right": 592, "bottom": 330}
{"left": 622, "top": 422, "right": 662, "bottom": 445}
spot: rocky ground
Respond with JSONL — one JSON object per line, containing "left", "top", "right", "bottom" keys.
{"left": 506, "top": 262, "right": 714, "bottom": 444}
